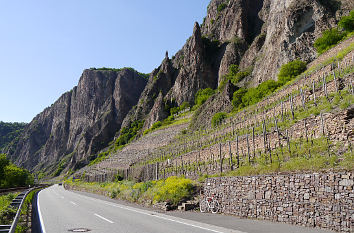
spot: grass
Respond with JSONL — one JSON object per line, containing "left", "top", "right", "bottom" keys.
{"left": 65, "top": 176, "right": 197, "bottom": 207}
{"left": 0, "top": 193, "right": 18, "bottom": 225}
{"left": 14, "top": 188, "right": 42, "bottom": 233}
{"left": 198, "top": 136, "right": 353, "bottom": 180}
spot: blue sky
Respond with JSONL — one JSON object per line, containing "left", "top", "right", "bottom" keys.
{"left": 0, "top": 0, "right": 209, "bottom": 123}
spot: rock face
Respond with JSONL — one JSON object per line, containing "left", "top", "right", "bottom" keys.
{"left": 200, "top": 0, "right": 351, "bottom": 86}
{"left": 8, "top": 0, "right": 352, "bottom": 173}
{"left": 8, "top": 69, "right": 147, "bottom": 172}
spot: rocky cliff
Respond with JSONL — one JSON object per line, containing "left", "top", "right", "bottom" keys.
{"left": 8, "top": 0, "right": 352, "bottom": 175}
{"left": 122, "top": 0, "right": 352, "bottom": 133}
{"left": 8, "top": 68, "right": 147, "bottom": 173}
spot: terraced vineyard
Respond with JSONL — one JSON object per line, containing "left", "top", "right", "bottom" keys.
{"left": 75, "top": 38, "right": 354, "bottom": 183}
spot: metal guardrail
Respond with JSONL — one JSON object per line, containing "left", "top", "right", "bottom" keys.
{"left": 0, "top": 188, "right": 34, "bottom": 233}
{"left": 0, "top": 187, "right": 28, "bottom": 195}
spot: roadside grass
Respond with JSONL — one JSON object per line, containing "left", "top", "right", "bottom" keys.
{"left": 0, "top": 193, "right": 18, "bottom": 225}
{"left": 14, "top": 188, "right": 42, "bottom": 233}
{"left": 65, "top": 176, "right": 197, "bottom": 207}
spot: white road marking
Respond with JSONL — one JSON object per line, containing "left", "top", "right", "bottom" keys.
{"left": 75, "top": 192, "right": 245, "bottom": 233}
{"left": 37, "top": 190, "right": 47, "bottom": 233}
{"left": 94, "top": 213, "right": 114, "bottom": 223}
{"left": 60, "top": 196, "right": 64, "bottom": 199}
{"left": 70, "top": 201, "right": 77, "bottom": 206}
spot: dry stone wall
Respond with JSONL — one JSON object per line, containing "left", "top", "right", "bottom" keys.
{"left": 202, "top": 172, "right": 353, "bottom": 232}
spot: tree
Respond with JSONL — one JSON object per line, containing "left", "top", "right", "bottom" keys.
{"left": 0, "top": 154, "right": 10, "bottom": 186}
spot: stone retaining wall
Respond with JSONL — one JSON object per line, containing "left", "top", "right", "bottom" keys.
{"left": 202, "top": 172, "right": 353, "bottom": 232}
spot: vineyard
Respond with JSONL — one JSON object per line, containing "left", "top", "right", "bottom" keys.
{"left": 74, "top": 39, "right": 354, "bottom": 184}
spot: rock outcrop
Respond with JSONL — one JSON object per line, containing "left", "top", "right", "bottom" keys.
{"left": 8, "top": 68, "right": 147, "bottom": 173}
{"left": 200, "top": 0, "right": 352, "bottom": 86}
{"left": 7, "top": 0, "right": 352, "bottom": 174}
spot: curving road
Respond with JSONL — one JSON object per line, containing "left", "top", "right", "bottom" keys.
{"left": 38, "top": 185, "right": 334, "bottom": 233}
{"left": 38, "top": 185, "right": 241, "bottom": 233}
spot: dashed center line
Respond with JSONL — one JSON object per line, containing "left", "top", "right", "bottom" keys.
{"left": 94, "top": 213, "right": 114, "bottom": 223}
{"left": 70, "top": 201, "right": 77, "bottom": 206}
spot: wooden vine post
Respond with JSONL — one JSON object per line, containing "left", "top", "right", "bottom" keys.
{"left": 229, "top": 141, "right": 234, "bottom": 171}
{"left": 246, "top": 134, "right": 250, "bottom": 163}
{"left": 236, "top": 134, "right": 240, "bottom": 168}
{"left": 252, "top": 127, "right": 256, "bottom": 160}
{"left": 312, "top": 80, "right": 316, "bottom": 105}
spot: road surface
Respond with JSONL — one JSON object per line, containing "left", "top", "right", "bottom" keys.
{"left": 38, "top": 185, "right": 333, "bottom": 233}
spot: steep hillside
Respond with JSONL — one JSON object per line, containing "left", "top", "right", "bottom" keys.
{"left": 7, "top": 0, "right": 353, "bottom": 176}
{"left": 79, "top": 36, "right": 353, "bottom": 182}
{"left": 7, "top": 68, "right": 147, "bottom": 174}
{"left": 0, "top": 122, "right": 26, "bottom": 153}
{"left": 122, "top": 0, "right": 353, "bottom": 133}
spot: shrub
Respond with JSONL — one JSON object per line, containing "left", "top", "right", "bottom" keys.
{"left": 0, "top": 154, "right": 33, "bottom": 188}
{"left": 314, "top": 28, "right": 346, "bottom": 54}
{"left": 153, "top": 176, "right": 195, "bottom": 205}
{"left": 222, "top": 65, "right": 252, "bottom": 88}
{"left": 211, "top": 112, "right": 227, "bottom": 127}
{"left": 231, "top": 59, "right": 306, "bottom": 111}
{"left": 232, "top": 80, "right": 281, "bottom": 110}
{"left": 278, "top": 60, "right": 307, "bottom": 84}
{"left": 114, "top": 120, "right": 144, "bottom": 148}
{"left": 169, "top": 107, "right": 179, "bottom": 116}
{"left": 232, "top": 88, "right": 247, "bottom": 108}
{"left": 194, "top": 88, "right": 215, "bottom": 108}
{"left": 338, "top": 10, "right": 354, "bottom": 32}
{"left": 228, "top": 64, "right": 239, "bottom": 75}
{"left": 179, "top": 102, "right": 190, "bottom": 111}
{"left": 0, "top": 206, "right": 16, "bottom": 225}
{"left": 151, "top": 121, "right": 162, "bottom": 130}
{"left": 217, "top": 3, "right": 227, "bottom": 13}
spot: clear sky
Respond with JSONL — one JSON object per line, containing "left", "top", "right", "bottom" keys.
{"left": 0, "top": 0, "right": 209, "bottom": 123}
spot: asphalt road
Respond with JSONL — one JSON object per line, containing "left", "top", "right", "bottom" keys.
{"left": 38, "top": 185, "right": 333, "bottom": 233}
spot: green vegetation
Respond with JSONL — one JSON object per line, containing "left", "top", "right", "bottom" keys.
{"left": 232, "top": 80, "right": 280, "bottom": 109}
{"left": 0, "top": 122, "right": 26, "bottom": 151}
{"left": 224, "top": 136, "right": 353, "bottom": 177}
{"left": 217, "top": 3, "right": 227, "bottom": 13}
{"left": 0, "top": 154, "right": 33, "bottom": 188}
{"left": 211, "top": 112, "right": 227, "bottom": 127}
{"left": 338, "top": 10, "right": 354, "bottom": 32}
{"left": 314, "top": 10, "right": 354, "bottom": 54}
{"left": 115, "top": 120, "right": 144, "bottom": 148}
{"left": 278, "top": 60, "right": 307, "bottom": 85}
{"left": 90, "top": 67, "right": 149, "bottom": 79}
{"left": 219, "top": 65, "right": 252, "bottom": 90}
{"left": 165, "top": 101, "right": 190, "bottom": 117}
{"left": 89, "top": 120, "right": 144, "bottom": 166}
{"left": 0, "top": 193, "right": 17, "bottom": 225}
{"left": 15, "top": 188, "right": 42, "bottom": 233}
{"left": 65, "top": 176, "right": 197, "bottom": 206}
{"left": 232, "top": 60, "right": 306, "bottom": 110}
{"left": 53, "top": 159, "right": 66, "bottom": 176}
{"left": 314, "top": 28, "right": 346, "bottom": 54}
{"left": 143, "top": 121, "right": 162, "bottom": 135}
{"left": 193, "top": 88, "right": 215, "bottom": 110}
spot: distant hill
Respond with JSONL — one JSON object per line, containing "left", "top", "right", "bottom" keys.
{"left": 0, "top": 121, "right": 27, "bottom": 152}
